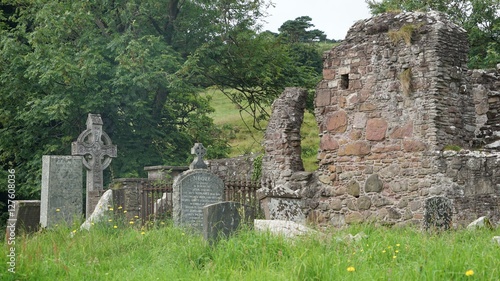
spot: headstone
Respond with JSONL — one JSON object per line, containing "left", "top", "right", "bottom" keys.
{"left": 72, "top": 113, "right": 117, "bottom": 217}
{"left": 40, "top": 156, "right": 83, "bottom": 228}
{"left": 6, "top": 200, "right": 41, "bottom": 236}
{"left": 80, "top": 189, "right": 113, "bottom": 230}
{"left": 424, "top": 196, "right": 452, "bottom": 230}
{"left": 173, "top": 143, "right": 224, "bottom": 231}
{"left": 111, "top": 178, "right": 145, "bottom": 221}
{"left": 203, "top": 202, "right": 255, "bottom": 243}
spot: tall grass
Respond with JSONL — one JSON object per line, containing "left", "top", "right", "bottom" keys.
{"left": 3, "top": 222, "right": 499, "bottom": 280}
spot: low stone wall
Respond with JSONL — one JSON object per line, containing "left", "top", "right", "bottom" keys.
{"left": 206, "top": 154, "right": 259, "bottom": 181}
{"left": 437, "top": 150, "right": 500, "bottom": 226}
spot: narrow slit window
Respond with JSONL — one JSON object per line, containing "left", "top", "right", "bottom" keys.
{"left": 340, "top": 74, "right": 349, "bottom": 89}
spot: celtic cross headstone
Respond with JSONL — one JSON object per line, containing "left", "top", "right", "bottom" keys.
{"left": 72, "top": 114, "right": 117, "bottom": 217}
{"left": 190, "top": 143, "right": 207, "bottom": 169}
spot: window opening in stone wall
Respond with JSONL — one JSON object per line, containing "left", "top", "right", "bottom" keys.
{"left": 340, "top": 74, "right": 349, "bottom": 89}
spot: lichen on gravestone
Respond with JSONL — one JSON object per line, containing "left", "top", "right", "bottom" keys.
{"left": 424, "top": 196, "right": 452, "bottom": 231}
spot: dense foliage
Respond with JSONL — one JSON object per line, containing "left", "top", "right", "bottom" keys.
{"left": 366, "top": 0, "right": 500, "bottom": 68}
{"left": 0, "top": 0, "right": 323, "bottom": 207}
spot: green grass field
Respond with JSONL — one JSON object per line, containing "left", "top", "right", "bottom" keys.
{"left": 204, "top": 89, "right": 320, "bottom": 171}
{"left": 3, "top": 220, "right": 499, "bottom": 280}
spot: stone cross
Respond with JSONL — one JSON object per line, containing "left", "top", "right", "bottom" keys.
{"left": 72, "top": 114, "right": 117, "bottom": 191}
{"left": 189, "top": 143, "right": 207, "bottom": 169}
{"left": 72, "top": 114, "right": 117, "bottom": 216}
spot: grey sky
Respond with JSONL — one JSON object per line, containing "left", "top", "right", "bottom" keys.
{"left": 260, "top": 0, "right": 373, "bottom": 40}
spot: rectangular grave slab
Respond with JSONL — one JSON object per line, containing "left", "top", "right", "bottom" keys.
{"left": 40, "top": 155, "right": 83, "bottom": 228}
{"left": 5, "top": 200, "right": 41, "bottom": 240}
{"left": 424, "top": 196, "right": 452, "bottom": 231}
{"left": 203, "top": 201, "right": 255, "bottom": 244}
{"left": 173, "top": 169, "right": 224, "bottom": 231}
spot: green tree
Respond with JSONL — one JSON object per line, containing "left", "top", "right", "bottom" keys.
{"left": 186, "top": 8, "right": 323, "bottom": 130}
{"left": 366, "top": 0, "right": 500, "bottom": 68}
{"left": 1, "top": 0, "right": 322, "bottom": 207}
{"left": 191, "top": 30, "right": 321, "bottom": 130}
{"left": 1, "top": 0, "right": 273, "bottom": 200}
{"left": 278, "top": 16, "right": 327, "bottom": 43}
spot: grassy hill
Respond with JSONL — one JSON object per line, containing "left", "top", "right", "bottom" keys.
{"left": 204, "top": 89, "right": 320, "bottom": 172}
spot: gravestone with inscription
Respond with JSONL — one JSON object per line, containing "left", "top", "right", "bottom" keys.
{"left": 72, "top": 113, "right": 117, "bottom": 218}
{"left": 40, "top": 156, "right": 83, "bottom": 228}
{"left": 173, "top": 143, "right": 224, "bottom": 231}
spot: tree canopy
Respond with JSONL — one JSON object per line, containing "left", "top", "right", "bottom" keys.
{"left": 278, "top": 16, "right": 328, "bottom": 43}
{"left": 0, "top": 0, "right": 323, "bottom": 204}
{"left": 366, "top": 0, "right": 500, "bottom": 68}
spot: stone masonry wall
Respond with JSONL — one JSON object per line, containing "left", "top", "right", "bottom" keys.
{"left": 206, "top": 154, "right": 258, "bottom": 181}
{"left": 261, "top": 88, "right": 307, "bottom": 187}
{"left": 304, "top": 12, "right": 500, "bottom": 227}
{"left": 470, "top": 67, "right": 500, "bottom": 149}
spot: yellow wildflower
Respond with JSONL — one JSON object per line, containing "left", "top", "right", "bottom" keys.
{"left": 109, "top": 207, "right": 114, "bottom": 211}
{"left": 118, "top": 206, "right": 123, "bottom": 209}
{"left": 396, "top": 244, "right": 400, "bottom": 247}
{"left": 129, "top": 221, "right": 134, "bottom": 225}
{"left": 113, "top": 225, "right": 117, "bottom": 229}
{"left": 141, "top": 231, "right": 146, "bottom": 235}
{"left": 134, "top": 215, "right": 139, "bottom": 219}
{"left": 393, "top": 256, "right": 397, "bottom": 259}
{"left": 347, "top": 266, "right": 355, "bottom": 272}
{"left": 123, "top": 210, "right": 127, "bottom": 213}
{"left": 56, "top": 208, "right": 60, "bottom": 212}
{"left": 465, "top": 270, "right": 474, "bottom": 277}
{"left": 108, "top": 219, "right": 112, "bottom": 222}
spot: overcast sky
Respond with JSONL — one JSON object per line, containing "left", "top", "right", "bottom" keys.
{"left": 260, "top": 0, "right": 373, "bottom": 40}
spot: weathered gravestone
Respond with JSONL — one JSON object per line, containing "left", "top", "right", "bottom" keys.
{"left": 173, "top": 143, "right": 224, "bottom": 231}
{"left": 40, "top": 156, "right": 83, "bottom": 228}
{"left": 7, "top": 200, "right": 41, "bottom": 236}
{"left": 424, "top": 196, "right": 452, "bottom": 230}
{"left": 203, "top": 202, "right": 255, "bottom": 243}
{"left": 72, "top": 113, "right": 117, "bottom": 218}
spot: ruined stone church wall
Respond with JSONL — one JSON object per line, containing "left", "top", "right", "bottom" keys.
{"left": 307, "top": 12, "right": 500, "bottom": 227}
{"left": 470, "top": 68, "right": 500, "bottom": 148}
{"left": 252, "top": 11, "right": 500, "bottom": 227}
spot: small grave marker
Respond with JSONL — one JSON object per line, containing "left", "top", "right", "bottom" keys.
{"left": 203, "top": 202, "right": 255, "bottom": 243}
{"left": 7, "top": 200, "right": 41, "bottom": 236}
{"left": 424, "top": 196, "right": 452, "bottom": 230}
